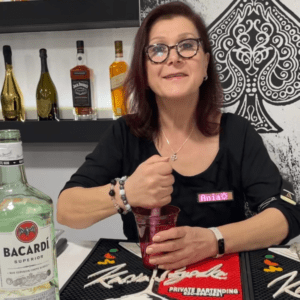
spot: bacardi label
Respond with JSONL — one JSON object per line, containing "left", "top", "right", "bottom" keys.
{"left": 0, "top": 142, "right": 23, "bottom": 166}
{"left": 71, "top": 79, "right": 92, "bottom": 107}
{"left": 0, "top": 221, "right": 54, "bottom": 290}
{"left": 3, "top": 287, "right": 56, "bottom": 300}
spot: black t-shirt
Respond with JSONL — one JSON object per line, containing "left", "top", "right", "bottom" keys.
{"left": 62, "top": 113, "right": 300, "bottom": 243}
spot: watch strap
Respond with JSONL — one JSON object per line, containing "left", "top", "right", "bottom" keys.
{"left": 208, "top": 227, "right": 225, "bottom": 258}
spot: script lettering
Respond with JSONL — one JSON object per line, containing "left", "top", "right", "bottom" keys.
{"left": 267, "top": 271, "right": 300, "bottom": 298}
{"left": 85, "top": 263, "right": 228, "bottom": 289}
{"left": 163, "top": 264, "right": 227, "bottom": 285}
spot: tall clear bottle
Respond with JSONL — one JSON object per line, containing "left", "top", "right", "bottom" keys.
{"left": 70, "top": 41, "right": 96, "bottom": 120}
{"left": 109, "top": 41, "right": 128, "bottom": 119}
{"left": 36, "top": 49, "right": 60, "bottom": 121}
{"left": 1, "top": 46, "right": 25, "bottom": 122}
{"left": 0, "top": 130, "right": 59, "bottom": 300}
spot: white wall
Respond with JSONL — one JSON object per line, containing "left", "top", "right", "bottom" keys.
{"left": 0, "top": 27, "right": 139, "bottom": 243}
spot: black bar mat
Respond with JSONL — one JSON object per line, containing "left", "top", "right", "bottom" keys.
{"left": 244, "top": 247, "right": 300, "bottom": 300}
{"left": 59, "top": 238, "right": 250, "bottom": 300}
{"left": 60, "top": 239, "right": 153, "bottom": 299}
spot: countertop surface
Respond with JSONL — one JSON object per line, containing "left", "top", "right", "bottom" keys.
{"left": 57, "top": 240, "right": 97, "bottom": 289}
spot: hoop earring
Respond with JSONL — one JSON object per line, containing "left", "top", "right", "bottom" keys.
{"left": 204, "top": 75, "right": 208, "bottom": 81}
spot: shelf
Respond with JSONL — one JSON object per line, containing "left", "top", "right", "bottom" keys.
{"left": 0, "top": 119, "right": 115, "bottom": 143}
{"left": 0, "top": 0, "right": 139, "bottom": 34}
{"left": 0, "top": 0, "right": 133, "bottom": 142}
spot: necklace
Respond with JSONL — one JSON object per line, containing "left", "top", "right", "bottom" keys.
{"left": 161, "top": 125, "right": 195, "bottom": 161}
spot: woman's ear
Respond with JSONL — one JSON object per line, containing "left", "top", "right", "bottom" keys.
{"left": 205, "top": 52, "right": 210, "bottom": 72}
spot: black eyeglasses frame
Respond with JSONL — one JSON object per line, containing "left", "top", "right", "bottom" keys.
{"left": 145, "top": 38, "right": 203, "bottom": 64}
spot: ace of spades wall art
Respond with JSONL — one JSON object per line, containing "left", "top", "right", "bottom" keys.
{"left": 209, "top": 0, "right": 300, "bottom": 134}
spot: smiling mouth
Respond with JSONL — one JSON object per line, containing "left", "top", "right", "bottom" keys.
{"left": 163, "top": 73, "right": 187, "bottom": 79}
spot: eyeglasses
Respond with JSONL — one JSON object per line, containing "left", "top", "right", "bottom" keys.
{"left": 145, "top": 38, "right": 203, "bottom": 64}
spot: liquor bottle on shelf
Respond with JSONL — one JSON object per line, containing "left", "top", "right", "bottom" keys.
{"left": 1, "top": 45, "right": 25, "bottom": 122}
{"left": 36, "top": 49, "right": 60, "bottom": 121}
{"left": 70, "top": 40, "right": 96, "bottom": 121}
{"left": 0, "top": 129, "right": 60, "bottom": 300}
{"left": 109, "top": 40, "right": 128, "bottom": 119}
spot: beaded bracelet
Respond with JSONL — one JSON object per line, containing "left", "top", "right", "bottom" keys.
{"left": 118, "top": 176, "right": 132, "bottom": 213}
{"left": 109, "top": 178, "right": 124, "bottom": 215}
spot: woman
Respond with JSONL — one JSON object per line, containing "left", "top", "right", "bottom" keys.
{"left": 57, "top": 2, "right": 300, "bottom": 270}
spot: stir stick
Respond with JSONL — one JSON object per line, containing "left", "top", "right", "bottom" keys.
{"left": 151, "top": 207, "right": 161, "bottom": 217}
{"left": 150, "top": 208, "right": 161, "bottom": 244}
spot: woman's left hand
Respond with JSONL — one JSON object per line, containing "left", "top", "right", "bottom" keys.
{"left": 146, "top": 226, "right": 218, "bottom": 270}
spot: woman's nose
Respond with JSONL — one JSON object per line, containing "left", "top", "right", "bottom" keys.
{"left": 167, "top": 47, "right": 182, "bottom": 64}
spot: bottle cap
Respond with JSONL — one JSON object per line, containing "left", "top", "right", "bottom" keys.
{"left": 114, "top": 41, "right": 123, "bottom": 57}
{"left": 77, "top": 41, "right": 84, "bottom": 48}
{"left": 77, "top": 40, "right": 84, "bottom": 48}
{"left": 39, "top": 48, "right": 47, "bottom": 58}
{"left": 0, "top": 129, "right": 21, "bottom": 143}
{"left": 76, "top": 40, "right": 84, "bottom": 53}
{"left": 3, "top": 45, "right": 11, "bottom": 56}
{"left": 3, "top": 45, "right": 12, "bottom": 65}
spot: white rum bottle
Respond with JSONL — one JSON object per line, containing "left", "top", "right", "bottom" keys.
{"left": 0, "top": 130, "right": 59, "bottom": 300}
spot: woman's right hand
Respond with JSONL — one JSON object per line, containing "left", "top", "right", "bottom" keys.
{"left": 125, "top": 155, "right": 174, "bottom": 208}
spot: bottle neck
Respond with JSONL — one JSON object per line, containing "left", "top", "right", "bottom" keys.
{"left": 77, "top": 51, "right": 86, "bottom": 66}
{"left": 5, "top": 64, "right": 13, "bottom": 71}
{"left": 115, "top": 52, "right": 123, "bottom": 60}
{"left": 3, "top": 52, "right": 12, "bottom": 66}
{"left": 0, "top": 141, "right": 27, "bottom": 186}
{"left": 0, "top": 165, "right": 28, "bottom": 186}
{"left": 40, "top": 56, "right": 49, "bottom": 73}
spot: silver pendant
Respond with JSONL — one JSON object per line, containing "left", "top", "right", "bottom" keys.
{"left": 171, "top": 154, "right": 177, "bottom": 161}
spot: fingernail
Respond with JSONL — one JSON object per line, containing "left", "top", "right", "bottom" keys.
{"left": 150, "top": 259, "right": 157, "bottom": 264}
{"left": 146, "top": 247, "right": 153, "bottom": 254}
{"left": 158, "top": 265, "right": 165, "bottom": 269}
{"left": 153, "top": 236, "right": 160, "bottom": 242}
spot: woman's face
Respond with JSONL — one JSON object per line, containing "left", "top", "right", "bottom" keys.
{"left": 146, "top": 16, "right": 210, "bottom": 101}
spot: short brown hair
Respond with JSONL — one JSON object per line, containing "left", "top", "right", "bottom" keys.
{"left": 124, "top": 1, "right": 223, "bottom": 140}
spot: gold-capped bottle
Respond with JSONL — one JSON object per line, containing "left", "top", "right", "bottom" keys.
{"left": 1, "top": 45, "right": 25, "bottom": 122}
{"left": 36, "top": 49, "right": 60, "bottom": 121}
{"left": 109, "top": 41, "right": 128, "bottom": 119}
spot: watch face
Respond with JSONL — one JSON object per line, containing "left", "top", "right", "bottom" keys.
{"left": 209, "top": 227, "right": 225, "bottom": 256}
{"left": 219, "top": 238, "right": 225, "bottom": 255}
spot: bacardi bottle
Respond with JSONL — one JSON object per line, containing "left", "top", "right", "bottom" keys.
{"left": 0, "top": 130, "right": 59, "bottom": 299}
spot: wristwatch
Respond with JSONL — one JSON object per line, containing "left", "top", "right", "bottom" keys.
{"left": 208, "top": 227, "right": 225, "bottom": 258}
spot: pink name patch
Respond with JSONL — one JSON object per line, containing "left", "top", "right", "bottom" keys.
{"left": 198, "top": 191, "right": 233, "bottom": 203}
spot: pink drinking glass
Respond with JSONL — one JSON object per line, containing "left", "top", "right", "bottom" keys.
{"left": 133, "top": 205, "right": 180, "bottom": 269}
